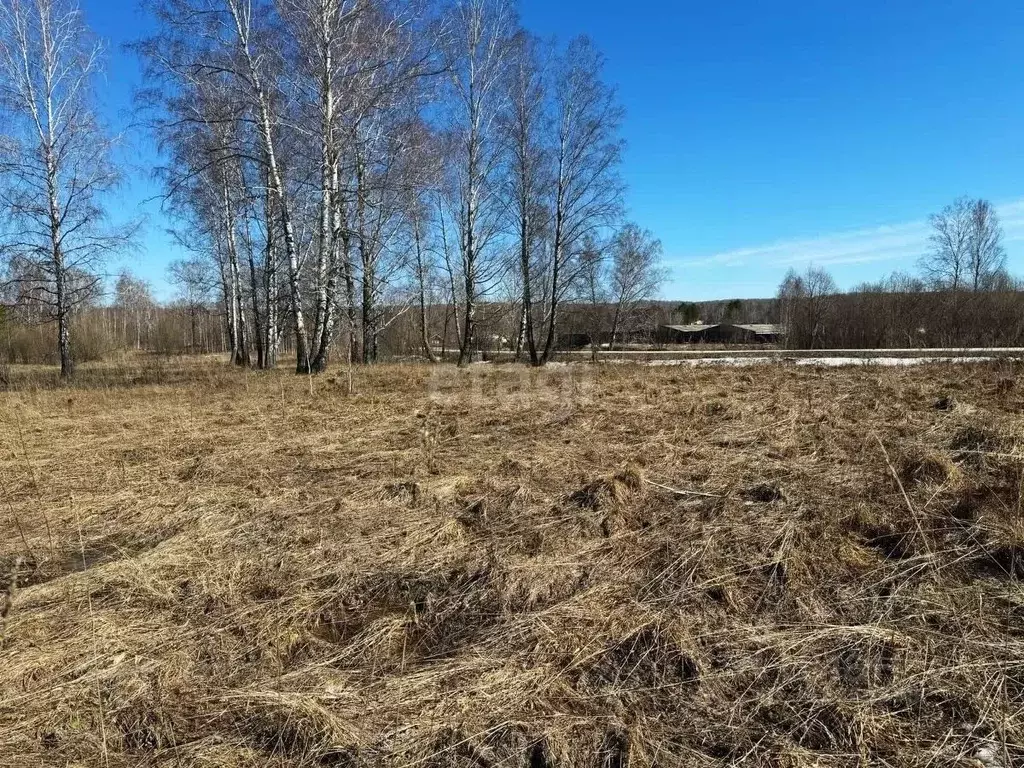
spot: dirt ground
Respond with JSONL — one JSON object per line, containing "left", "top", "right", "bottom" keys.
{"left": 1, "top": 359, "right": 1022, "bottom": 767}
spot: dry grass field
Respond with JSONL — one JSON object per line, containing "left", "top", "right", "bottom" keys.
{"left": 1, "top": 359, "right": 1023, "bottom": 767}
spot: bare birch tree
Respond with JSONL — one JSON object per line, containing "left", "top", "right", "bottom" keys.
{"left": 608, "top": 223, "right": 664, "bottom": 350}
{"left": 967, "top": 198, "right": 1005, "bottom": 291}
{"left": 277, "top": 0, "right": 360, "bottom": 371}
{"left": 398, "top": 120, "right": 444, "bottom": 362}
{"left": 442, "top": 0, "right": 515, "bottom": 366}
{"left": 920, "top": 196, "right": 973, "bottom": 293}
{"left": 0, "top": 0, "right": 133, "bottom": 377}
{"left": 539, "top": 36, "right": 623, "bottom": 363}
{"left": 504, "top": 30, "right": 546, "bottom": 364}
{"left": 221, "top": 0, "right": 311, "bottom": 371}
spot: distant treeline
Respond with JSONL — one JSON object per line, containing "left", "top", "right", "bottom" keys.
{"left": 777, "top": 275, "right": 1024, "bottom": 350}
{"left": 5, "top": 281, "right": 1023, "bottom": 367}
{"left": 0, "top": 303, "right": 226, "bottom": 365}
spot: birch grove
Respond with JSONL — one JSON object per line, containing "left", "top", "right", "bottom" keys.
{"left": 126, "top": 0, "right": 644, "bottom": 372}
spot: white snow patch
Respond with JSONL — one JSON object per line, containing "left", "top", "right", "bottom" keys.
{"left": 646, "top": 356, "right": 1012, "bottom": 368}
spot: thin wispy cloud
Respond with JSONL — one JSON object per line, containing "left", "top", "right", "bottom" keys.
{"left": 680, "top": 198, "right": 1024, "bottom": 270}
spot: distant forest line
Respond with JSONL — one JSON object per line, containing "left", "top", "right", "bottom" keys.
{"left": 4, "top": 280, "right": 1023, "bottom": 367}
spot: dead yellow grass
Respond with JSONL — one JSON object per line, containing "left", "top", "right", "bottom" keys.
{"left": 1, "top": 359, "right": 1023, "bottom": 767}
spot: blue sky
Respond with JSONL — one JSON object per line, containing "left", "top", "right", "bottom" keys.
{"left": 85, "top": 0, "right": 1024, "bottom": 301}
